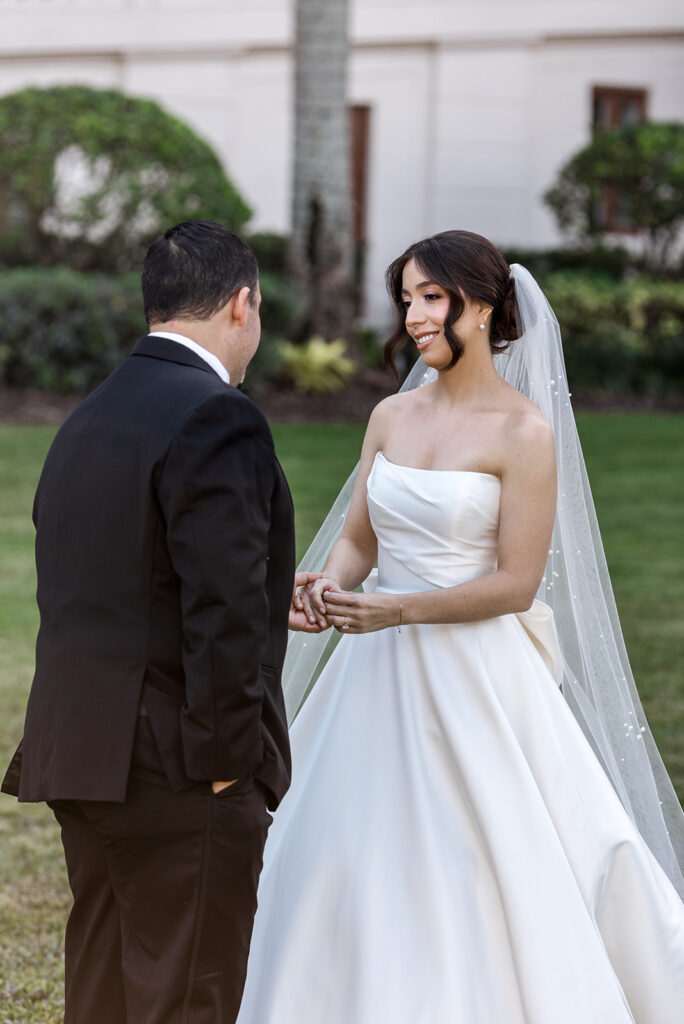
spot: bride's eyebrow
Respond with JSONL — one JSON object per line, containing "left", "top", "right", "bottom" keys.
{"left": 401, "top": 281, "right": 436, "bottom": 295}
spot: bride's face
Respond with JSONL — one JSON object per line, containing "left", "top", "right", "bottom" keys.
{"left": 401, "top": 259, "right": 452, "bottom": 368}
{"left": 401, "top": 258, "right": 482, "bottom": 370}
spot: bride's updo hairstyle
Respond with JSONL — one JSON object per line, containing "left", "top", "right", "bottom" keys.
{"left": 384, "top": 229, "right": 519, "bottom": 377}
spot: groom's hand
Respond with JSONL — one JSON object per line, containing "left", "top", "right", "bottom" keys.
{"left": 289, "top": 572, "right": 328, "bottom": 632}
{"left": 211, "top": 779, "right": 238, "bottom": 794}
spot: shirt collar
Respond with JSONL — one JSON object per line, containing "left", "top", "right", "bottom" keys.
{"left": 147, "top": 332, "right": 230, "bottom": 384}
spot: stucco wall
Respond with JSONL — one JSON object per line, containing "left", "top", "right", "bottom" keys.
{"left": 1, "top": 0, "right": 683, "bottom": 324}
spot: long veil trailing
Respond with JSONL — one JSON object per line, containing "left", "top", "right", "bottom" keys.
{"left": 281, "top": 264, "right": 684, "bottom": 897}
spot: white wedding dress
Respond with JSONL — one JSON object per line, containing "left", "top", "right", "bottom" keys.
{"left": 237, "top": 451, "right": 684, "bottom": 1024}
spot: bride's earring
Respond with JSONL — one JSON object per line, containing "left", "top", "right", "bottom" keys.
{"left": 479, "top": 323, "right": 486, "bottom": 330}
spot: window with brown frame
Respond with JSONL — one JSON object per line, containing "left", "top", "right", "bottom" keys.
{"left": 591, "top": 86, "right": 648, "bottom": 232}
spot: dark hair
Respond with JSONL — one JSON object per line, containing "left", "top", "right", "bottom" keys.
{"left": 142, "top": 219, "right": 258, "bottom": 324}
{"left": 384, "top": 229, "right": 519, "bottom": 378}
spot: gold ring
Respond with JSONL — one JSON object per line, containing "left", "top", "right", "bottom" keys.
{"left": 342, "top": 618, "right": 349, "bottom": 631}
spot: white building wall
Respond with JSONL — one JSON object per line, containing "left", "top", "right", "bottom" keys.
{"left": 431, "top": 46, "right": 535, "bottom": 244}
{"left": 0, "top": 0, "right": 683, "bottom": 324}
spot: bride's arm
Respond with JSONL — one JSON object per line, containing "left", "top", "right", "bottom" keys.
{"left": 323, "top": 415, "right": 557, "bottom": 632}
{"left": 295, "top": 399, "right": 395, "bottom": 627}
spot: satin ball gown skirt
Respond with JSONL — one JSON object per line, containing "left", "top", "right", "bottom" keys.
{"left": 237, "top": 453, "right": 684, "bottom": 1024}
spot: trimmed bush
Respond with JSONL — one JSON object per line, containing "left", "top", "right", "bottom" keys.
{"left": 0, "top": 267, "right": 680, "bottom": 397}
{"left": 248, "top": 232, "right": 289, "bottom": 275}
{"left": 0, "top": 85, "right": 251, "bottom": 271}
{"left": 0, "top": 268, "right": 142, "bottom": 390}
{"left": 542, "top": 273, "right": 684, "bottom": 395}
{"left": 501, "top": 245, "right": 645, "bottom": 283}
{"left": 544, "top": 122, "right": 684, "bottom": 271}
{"left": 0, "top": 267, "right": 301, "bottom": 393}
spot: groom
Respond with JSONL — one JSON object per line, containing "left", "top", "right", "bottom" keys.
{"left": 2, "top": 220, "right": 315, "bottom": 1023}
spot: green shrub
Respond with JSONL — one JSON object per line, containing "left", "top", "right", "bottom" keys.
{"left": 501, "top": 245, "right": 645, "bottom": 283}
{"left": 544, "top": 122, "right": 684, "bottom": 271}
{"left": 1, "top": 266, "right": 680, "bottom": 397}
{"left": 542, "top": 273, "right": 684, "bottom": 395}
{"left": 258, "top": 270, "right": 301, "bottom": 342}
{"left": 0, "top": 267, "right": 142, "bottom": 390}
{"left": 0, "top": 85, "right": 251, "bottom": 271}
{"left": 356, "top": 325, "right": 386, "bottom": 369}
{"left": 276, "top": 337, "right": 356, "bottom": 394}
{"left": 248, "top": 232, "right": 289, "bottom": 275}
{"left": 0, "top": 267, "right": 302, "bottom": 393}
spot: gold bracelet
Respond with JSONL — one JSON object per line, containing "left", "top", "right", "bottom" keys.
{"left": 397, "top": 601, "right": 403, "bottom": 634}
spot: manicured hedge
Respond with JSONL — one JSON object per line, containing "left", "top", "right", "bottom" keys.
{"left": 0, "top": 267, "right": 300, "bottom": 392}
{"left": 541, "top": 273, "right": 684, "bottom": 395}
{"left": 0, "top": 85, "right": 251, "bottom": 272}
{"left": 0, "top": 268, "right": 141, "bottom": 391}
{"left": 0, "top": 266, "right": 681, "bottom": 395}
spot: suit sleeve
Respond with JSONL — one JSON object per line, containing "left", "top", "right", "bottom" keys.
{"left": 157, "top": 391, "right": 276, "bottom": 782}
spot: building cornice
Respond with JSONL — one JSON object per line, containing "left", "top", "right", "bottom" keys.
{"left": 1, "top": 3, "right": 683, "bottom": 58}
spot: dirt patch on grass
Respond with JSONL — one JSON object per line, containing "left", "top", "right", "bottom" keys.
{"left": 0, "top": 371, "right": 397, "bottom": 426}
{"left": 1, "top": 376, "right": 682, "bottom": 426}
{"left": 0, "top": 389, "right": 82, "bottom": 425}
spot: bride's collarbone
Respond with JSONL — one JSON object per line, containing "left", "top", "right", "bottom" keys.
{"left": 380, "top": 395, "right": 530, "bottom": 475}
{"left": 381, "top": 420, "right": 505, "bottom": 476}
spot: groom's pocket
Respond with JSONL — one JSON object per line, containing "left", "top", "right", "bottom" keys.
{"left": 139, "top": 682, "right": 193, "bottom": 792}
{"left": 128, "top": 716, "right": 169, "bottom": 787}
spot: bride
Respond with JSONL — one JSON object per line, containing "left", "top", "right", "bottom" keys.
{"left": 237, "top": 231, "right": 684, "bottom": 1023}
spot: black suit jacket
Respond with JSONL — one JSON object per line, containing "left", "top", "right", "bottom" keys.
{"left": 2, "top": 337, "right": 295, "bottom": 809}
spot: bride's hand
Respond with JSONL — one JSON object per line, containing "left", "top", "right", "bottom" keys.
{"left": 323, "top": 591, "right": 402, "bottom": 634}
{"left": 289, "top": 572, "right": 328, "bottom": 632}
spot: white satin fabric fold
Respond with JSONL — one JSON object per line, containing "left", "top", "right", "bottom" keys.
{"left": 237, "top": 453, "right": 684, "bottom": 1024}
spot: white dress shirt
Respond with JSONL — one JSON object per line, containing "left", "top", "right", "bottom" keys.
{"left": 148, "top": 331, "right": 230, "bottom": 384}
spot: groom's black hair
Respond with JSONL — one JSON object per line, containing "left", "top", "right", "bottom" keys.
{"left": 142, "top": 219, "right": 259, "bottom": 324}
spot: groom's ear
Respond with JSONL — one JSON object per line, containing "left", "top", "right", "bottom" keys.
{"left": 228, "top": 286, "right": 253, "bottom": 328}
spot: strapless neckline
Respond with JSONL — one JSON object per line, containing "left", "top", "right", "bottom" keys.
{"left": 375, "top": 451, "right": 500, "bottom": 483}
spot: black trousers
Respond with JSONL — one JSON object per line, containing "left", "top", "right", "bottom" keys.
{"left": 49, "top": 716, "right": 272, "bottom": 1024}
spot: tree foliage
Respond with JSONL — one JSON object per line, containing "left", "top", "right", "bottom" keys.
{"left": 0, "top": 85, "right": 251, "bottom": 271}
{"left": 544, "top": 122, "right": 684, "bottom": 270}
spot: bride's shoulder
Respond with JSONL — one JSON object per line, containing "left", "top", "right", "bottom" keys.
{"left": 363, "top": 390, "right": 419, "bottom": 453}
{"left": 370, "top": 385, "right": 423, "bottom": 421}
{"left": 498, "top": 383, "right": 550, "bottom": 432}
{"left": 368, "top": 389, "right": 419, "bottom": 428}
{"left": 498, "top": 387, "right": 555, "bottom": 465}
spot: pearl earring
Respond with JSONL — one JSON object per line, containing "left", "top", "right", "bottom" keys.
{"left": 479, "top": 323, "right": 486, "bottom": 330}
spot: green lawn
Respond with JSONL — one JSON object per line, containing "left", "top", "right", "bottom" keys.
{"left": 0, "top": 414, "right": 682, "bottom": 1021}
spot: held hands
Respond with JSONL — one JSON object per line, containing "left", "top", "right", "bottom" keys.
{"left": 290, "top": 572, "right": 403, "bottom": 634}
{"left": 290, "top": 573, "right": 340, "bottom": 631}
{"left": 289, "top": 572, "right": 330, "bottom": 632}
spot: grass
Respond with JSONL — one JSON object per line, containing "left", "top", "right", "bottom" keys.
{"left": 0, "top": 413, "right": 682, "bottom": 1021}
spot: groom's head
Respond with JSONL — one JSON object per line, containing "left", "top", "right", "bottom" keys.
{"left": 142, "top": 220, "right": 261, "bottom": 383}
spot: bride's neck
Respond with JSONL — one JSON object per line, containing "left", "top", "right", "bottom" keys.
{"left": 433, "top": 344, "right": 501, "bottom": 404}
